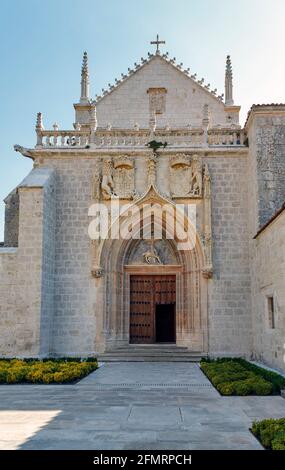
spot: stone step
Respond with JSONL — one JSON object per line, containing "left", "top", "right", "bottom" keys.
{"left": 98, "top": 355, "right": 202, "bottom": 362}
{"left": 101, "top": 351, "right": 201, "bottom": 357}
{"left": 115, "top": 344, "right": 188, "bottom": 349}
{"left": 110, "top": 344, "right": 190, "bottom": 351}
{"left": 112, "top": 348, "right": 190, "bottom": 354}
{"left": 98, "top": 348, "right": 203, "bottom": 362}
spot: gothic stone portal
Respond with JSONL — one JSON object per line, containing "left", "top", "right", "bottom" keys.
{"left": 96, "top": 237, "right": 208, "bottom": 353}
{"left": 130, "top": 275, "right": 176, "bottom": 344}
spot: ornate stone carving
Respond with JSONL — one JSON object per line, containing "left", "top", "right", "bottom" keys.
{"left": 170, "top": 153, "right": 203, "bottom": 198}
{"left": 147, "top": 153, "right": 157, "bottom": 185}
{"left": 202, "top": 267, "right": 213, "bottom": 279}
{"left": 92, "top": 162, "right": 101, "bottom": 200}
{"left": 142, "top": 240, "right": 162, "bottom": 264}
{"left": 202, "top": 163, "right": 213, "bottom": 278}
{"left": 147, "top": 87, "right": 167, "bottom": 115}
{"left": 191, "top": 155, "right": 203, "bottom": 196}
{"left": 113, "top": 156, "right": 135, "bottom": 199}
{"left": 101, "top": 158, "right": 117, "bottom": 200}
{"left": 170, "top": 154, "right": 192, "bottom": 198}
{"left": 91, "top": 266, "right": 104, "bottom": 278}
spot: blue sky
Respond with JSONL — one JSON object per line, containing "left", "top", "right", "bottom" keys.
{"left": 1, "top": 0, "right": 285, "bottom": 239}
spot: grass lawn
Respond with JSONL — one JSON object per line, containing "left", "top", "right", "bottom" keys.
{"left": 200, "top": 358, "right": 285, "bottom": 396}
{"left": 252, "top": 418, "right": 285, "bottom": 450}
{"left": 0, "top": 358, "right": 98, "bottom": 384}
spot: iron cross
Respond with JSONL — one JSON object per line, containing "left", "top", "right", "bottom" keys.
{"left": 150, "top": 34, "right": 166, "bottom": 54}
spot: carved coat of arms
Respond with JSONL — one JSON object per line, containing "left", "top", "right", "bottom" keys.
{"left": 113, "top": 156, "right": 135, "bottom": 199}
{"left": 170, "top": 154, "right": 203, "bottom": 198}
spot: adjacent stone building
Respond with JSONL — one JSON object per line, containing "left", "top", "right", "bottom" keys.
{"left": 0, "top": 39, "right": 284, "bottom": 371}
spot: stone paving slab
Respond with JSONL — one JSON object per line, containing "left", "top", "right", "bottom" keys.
{"left": 79, "top": 362, "right": 212, "bottom": 385}
{"left": 0, "top": 362, "right": 284, "bottom": 450}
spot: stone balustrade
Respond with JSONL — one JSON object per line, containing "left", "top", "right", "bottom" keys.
{"left": 36, "top": 130, "right": 90, "bottom": 148}
{"left": 36, "top": 127, "right": 246, "bottom": 149}
{"left": 208, "top": 128, "right": 246, "bottom": 146}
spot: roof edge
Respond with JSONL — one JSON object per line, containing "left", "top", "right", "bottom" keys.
{"left": 244, "top": 104, "right": 285, "bottom": 130}
{"left": 253, "top": 203, "right": 285, "bottom": 239}
{"left": 93, "top": 53, "right": 225, "bottom": 106}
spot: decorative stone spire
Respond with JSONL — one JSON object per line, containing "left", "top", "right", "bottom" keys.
{"left": 36, "top": 112, "right": 43, "bottom": 131}
{"left": 225, "top": 55, "right": 234, "bottom": 106}
{"left": 35, "top": 112, "right": 44, "bottom": 146}
{"left": 80, "top": 51, "right": 90, "bottom": 103}
{"left": 89, "top": 103, "right": 97, "bottom": 144}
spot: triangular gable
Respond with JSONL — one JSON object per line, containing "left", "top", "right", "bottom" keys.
{"left": 94, "top": 53, "right": 223, "bottom": 105}
{"left": 94, "top": 54, "right": 229, "bottom": 129}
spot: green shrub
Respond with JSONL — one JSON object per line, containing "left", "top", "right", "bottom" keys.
{"left": 0, "top": 358, "right": 98, "bottom": 384}
{"left": 200, "top": 358, "right": 275, "bottom": 396}
{"left": 252, "top": 378, "right": 273, "bottom": 395}
{"left": 272, "top": 432, "right": 285, "bottom": 450}
{"left": 233, "top": 380, "right": 252, "bottom": 395}
{"left": 229, "top": 358, "right": 285, "bottom": 393}
{"left": 0, "top": 369, "right": 8, "bottom": 383}
{"left": 216, "top": 382, "right": 235, "bottom": 395}
{"left": 252, "top": 418, "right": 285, "bottom": 449}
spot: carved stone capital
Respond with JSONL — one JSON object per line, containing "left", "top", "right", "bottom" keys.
{"left": 91, "top": 267, "right": 104, "bottom": 278}
{"left": 202, "top": 266, "right": 213, "bottom": 279}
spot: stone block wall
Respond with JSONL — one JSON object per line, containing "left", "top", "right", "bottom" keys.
{"left": 206, "top": 153, "right": 252, "bottom": 356}
{"left": 39, "top": 172, "right": 56, "bottom": 355}
{"left": 4, "top": 189, "right": 19, "bottom": 247}
{"left": 250, "top": 210, "right": 285, "bottom": 371}
{"left": 48, "top": 157, "right": 96, "bottom": 356}
{"left": 0, "top": 168, "right": 55, "bottom": 357}
{"left": 33, "top": 150, "right": 253, "bottom": 357}
{"left": 0, "top": 248, "right": 18, "bottom": 355}
{"left": 246, "top": 107, "right": 285, "bottom": 230}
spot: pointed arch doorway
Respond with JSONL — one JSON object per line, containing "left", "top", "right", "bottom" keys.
{"left": 94, "top": 184, "right": 210, "bottom": 354}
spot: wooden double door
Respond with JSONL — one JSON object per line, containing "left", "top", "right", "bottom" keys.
{"left": 130, "top": 275, "right": 176, "bottom": 344}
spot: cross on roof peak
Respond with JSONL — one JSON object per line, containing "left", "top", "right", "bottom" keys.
{"left": 150, "top": 34, "right": 166, "bottom": 54}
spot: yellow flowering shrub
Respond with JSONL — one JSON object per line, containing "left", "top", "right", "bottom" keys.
{"left": 0, "top": 359, "right": 98, "bottom": 384}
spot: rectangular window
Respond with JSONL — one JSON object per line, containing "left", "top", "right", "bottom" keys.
{"left": 267, "top": 296, "right": 275, "bottom": 329}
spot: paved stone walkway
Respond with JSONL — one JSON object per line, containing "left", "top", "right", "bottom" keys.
{"left": 0, "top": 362, "right": 284, "bottom": 450}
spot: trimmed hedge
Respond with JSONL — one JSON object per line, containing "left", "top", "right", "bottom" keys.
{"left": 235, "top": 359, "right": 285, "bottom": 394}
{"left": 252, "top": 418, "right": 285, "bottom": 450}
{"left": 200, "top": 358, "right": 279, "bottom": 396}
{"left": 0, "top": 358, "right": 98, "bottom": 384}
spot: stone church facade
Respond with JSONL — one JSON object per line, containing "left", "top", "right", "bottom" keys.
{"left": 0, "top": 41, "right": 284, "bottom": 371}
